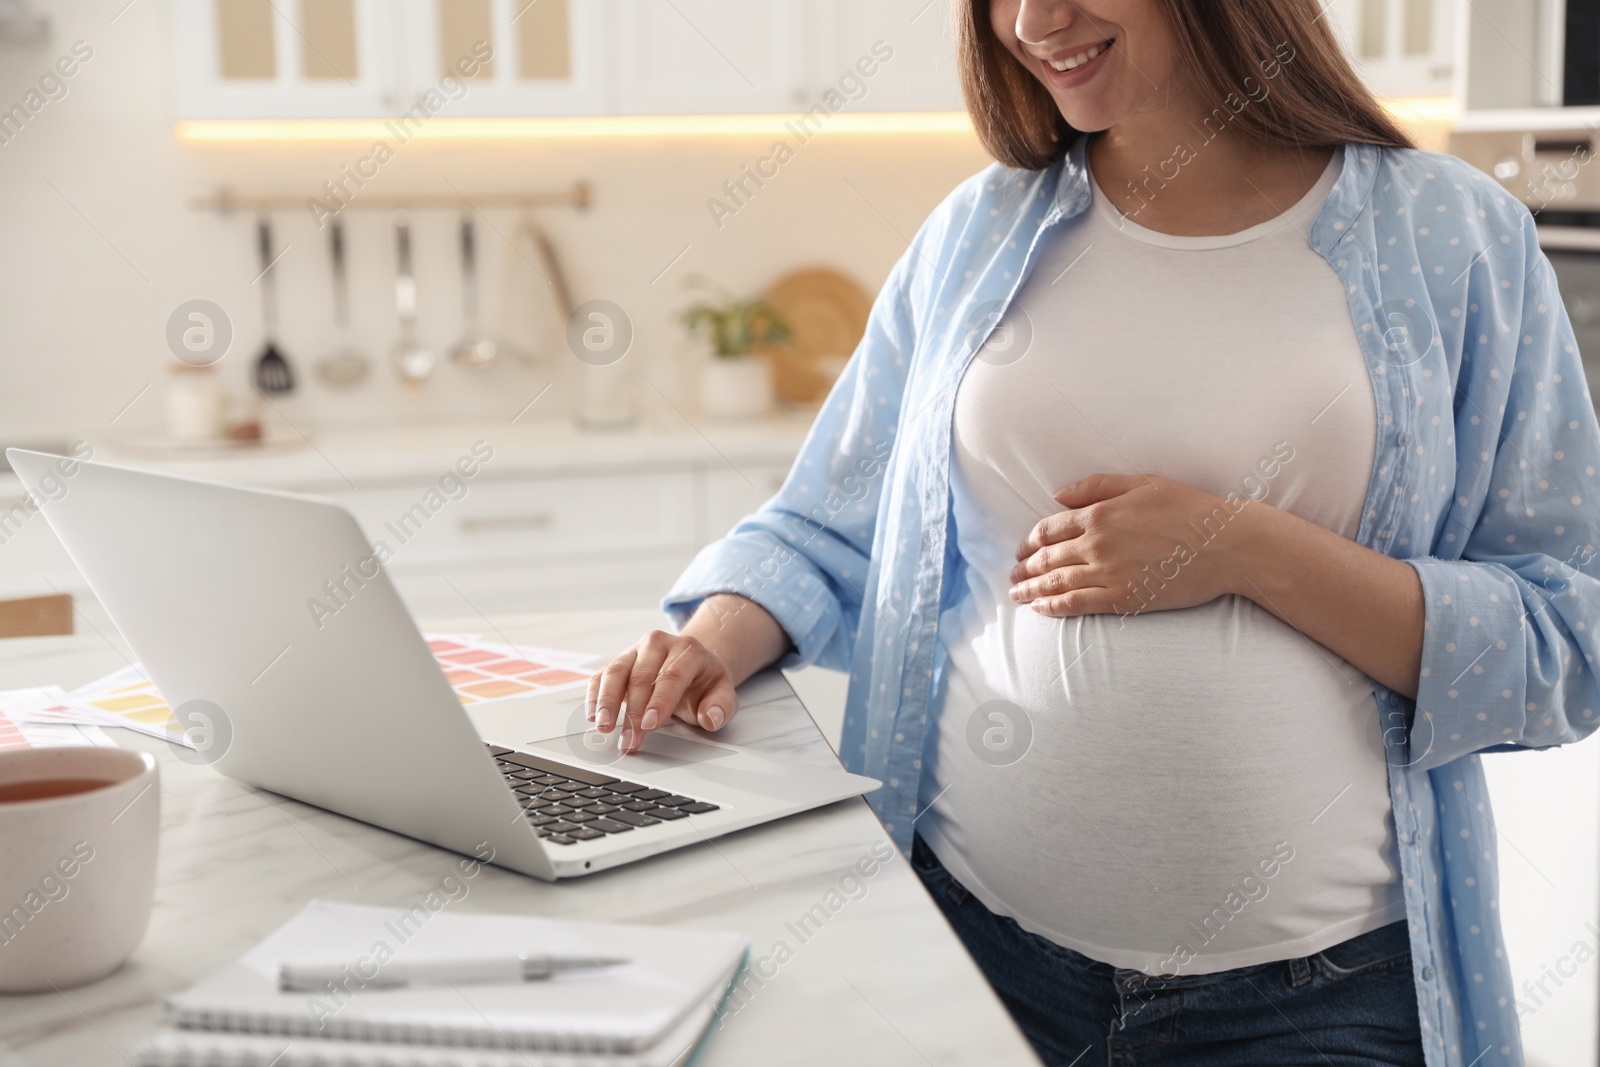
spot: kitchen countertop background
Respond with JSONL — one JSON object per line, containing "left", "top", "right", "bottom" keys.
{"left": 3, "top": 413, "right": 819, "bottom": 493}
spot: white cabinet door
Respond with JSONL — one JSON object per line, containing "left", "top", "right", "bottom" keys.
{"left": 394, "top": 0, "right": 609, "bottom": 117}
{"left": 171, "top": 0, "right": 401, "bottom": 118}
{"left": 1327, "top": 0, "right": 1455, "bottom": 98}
{"left": 386, "top": 554, "right": 697, "bottom": 618}
{"left": 173, "top": 0, "right": 962, "bottom": 118}
{"left": 809, "top": 0, "right": 962, "bottom": 112}
{"left": 610, "top": 0, "right": 805, "bottom": 114}
{"left": 172, "top": 0, "right": 604, "bottom": 118}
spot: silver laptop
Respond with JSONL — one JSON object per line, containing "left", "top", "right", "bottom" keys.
{"left": 7, "top": 449, "right": 879, "bottom": 880}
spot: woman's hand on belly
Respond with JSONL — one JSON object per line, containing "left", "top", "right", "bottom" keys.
{"left": 1007, "top": 472, "right": 1425, "bottom": 699}
{"left": 1007, "top": 473, "right": 1252, "bottom": 619}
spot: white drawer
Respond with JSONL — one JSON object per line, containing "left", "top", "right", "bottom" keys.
{"left": 325, "top": 471, "right": 698, "bottom": 567}
{"left": 702, "top": 463, "right": 790, "bottom": 541}
{"left": 386, "top": 554, "right": 697, "bottom": 619}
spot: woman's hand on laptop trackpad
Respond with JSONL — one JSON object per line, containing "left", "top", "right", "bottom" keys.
{"left": 589, "top": 596, "right": 792, "bottom": 755}
{"left": 587, "top": 629, "right": 740, "bottom": 756}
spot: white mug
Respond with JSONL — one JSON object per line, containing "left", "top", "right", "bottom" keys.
{"left": 0, "top": 746, "right": 160, "bottom": 993}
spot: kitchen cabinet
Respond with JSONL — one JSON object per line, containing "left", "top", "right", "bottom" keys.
{"left": 170, "top": 0, "right": 962, "bottom": 119}
{"left": 346, "top": 462, "right": 796, "bottom": 621}
{"left": 396, "top": 0, "right": 611, "bottom": 117}
{"left": 610, "top": 0, "right": 962, "bottom": 116}
{"left": 171, "top": 0, "right": 401, "bottom": 119}
{"left": 809, "top": 0, "right": 964, "bottom": 113}
{"left": 610, "top": 0, "right": 804, "bottom": 115}
{"left": 172, "top": 0, "right": 606, "bottom": 119}
{"left": 1454, "top": 0, "right": 1565, "bottom": 111}
{"left": 321, "top": 470, "right": 700, "bottom": 569}
{"left": 1324, "top": 0, "right": 1456, "bottom": 98}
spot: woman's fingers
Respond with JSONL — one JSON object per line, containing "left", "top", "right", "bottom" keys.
{"left": 619, "top": 632, "right": 673, "bottom": 752}
{"left": 585, "top": 668, "right": 602, "bottom": 724}
{"left": 649, "top": 643, "right": 737, "bottom": 733}
{"left": 1010, "top": 540, "right": 1087, "bottom": 583}
{"left": 590, "top": 648, "right": 638, "bottom": 733}
{"left": 690, "top": 673, "right": 738, "bottom": 732}
{"left": 1052, "top": 473, "right": 1147, "bottom": 508}
{"left": 598, "top": 632, "right": 741, "bottom": 754}
{"left": 640, "top": 642, "right": 698, "bottom": 732}
{"left": 1015, "top": 507, "right": 1091, "bottom": 561}
{"left": 1030, "top": 585, "right": 1117, "bottom": 618}
{"left": 1010, "top": 563, "right": 1096, "bottom": 604}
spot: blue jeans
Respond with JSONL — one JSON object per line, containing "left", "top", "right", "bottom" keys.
{"left": 911, "top": 835, "right": 1426, "bottom": 1067}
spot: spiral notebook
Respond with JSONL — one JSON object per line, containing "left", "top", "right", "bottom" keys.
{"left": 134, "top": 900, "right": 749, "bottom": 1067}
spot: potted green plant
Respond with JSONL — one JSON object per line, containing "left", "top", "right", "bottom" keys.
{"left": 680, "top": 276, "right": 791, "bottom": 418}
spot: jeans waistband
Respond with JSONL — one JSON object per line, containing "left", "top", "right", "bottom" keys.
{"left": 910, "top": 832, "right": 1410, "bottom": 988}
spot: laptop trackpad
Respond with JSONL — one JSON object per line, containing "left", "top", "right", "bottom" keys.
{"left": 528, "top": 728, "right": 736, "bottom": 772}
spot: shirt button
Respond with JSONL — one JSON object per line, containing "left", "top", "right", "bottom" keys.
{"left": 1399, "top": 831, "right": 1411, "bottom": 844}
{"left": 1421, "top": 965, "right": 1436, "bottom": 981}
{"left": 1398, "top": 433, "right": 1413, "bottom": 446}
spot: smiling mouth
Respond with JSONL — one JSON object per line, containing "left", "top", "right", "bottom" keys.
{"left": 1046, "top": 38, "right": 1113, "bottom": 71}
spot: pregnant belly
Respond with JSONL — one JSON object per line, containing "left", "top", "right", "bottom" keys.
{"left": 970, "top": 594, "right": 1386, "bottom": 813}
{"left": 925, "top": 593, "right": 1400, "bottom": 965}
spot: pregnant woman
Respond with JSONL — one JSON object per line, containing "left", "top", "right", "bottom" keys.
{"left": 585, "top": 1, "right": 1600, "bottom": 1063}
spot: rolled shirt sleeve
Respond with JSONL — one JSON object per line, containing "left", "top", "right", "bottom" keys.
{"left": 661, "top": 248, "right": 918, "bottom": 673}
{"left": 1408, "top": 239, "right": 1600, "bottom": 771}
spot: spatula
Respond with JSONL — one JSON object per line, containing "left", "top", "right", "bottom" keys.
{"left": 253, "top": 217, "right": 295, "bottom": 396}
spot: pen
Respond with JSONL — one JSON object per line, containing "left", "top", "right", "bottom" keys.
{"left": 278, "top": 953, "right": 631, "bottom": 992}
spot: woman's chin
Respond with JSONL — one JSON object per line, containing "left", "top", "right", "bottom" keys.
{"left": 1051, "top": 99, "right": 1122, "bottom": 135}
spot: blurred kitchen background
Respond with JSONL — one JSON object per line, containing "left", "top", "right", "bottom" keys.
{"left": 1, "top": 2, "right": 1598, "bottom": 1063}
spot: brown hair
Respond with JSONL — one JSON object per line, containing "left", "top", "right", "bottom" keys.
{"left": 956, "top": 0, "right": 1415, "bottom": 170}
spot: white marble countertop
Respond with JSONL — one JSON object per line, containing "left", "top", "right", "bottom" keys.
{"left": 2, "top": 416, "right": 818, "bottom": 496}
{"left": 0, "top": 610, "right": 1040, "bottom": 1066}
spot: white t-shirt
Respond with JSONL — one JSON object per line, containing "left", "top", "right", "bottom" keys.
{"left": 918, "top": 148, "right": 1408, "bottom": 976}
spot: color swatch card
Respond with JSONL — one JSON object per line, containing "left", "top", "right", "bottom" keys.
{"left": 0, "top": 715, "right": 118, "bottom": 751}
{"left": 62, "top": 665, "right": 186, "bottom": 745}
{"left": 21, "top": 636, "right": 601, "bottom": 749}
{"left": 0, "top": 689, "right": 118, "bottom": 751}
{"left": 425, "top": 635, "right": 596, "bottom": 705}
{"left": 0, "top": 685, "right": 94, "bottom": 725}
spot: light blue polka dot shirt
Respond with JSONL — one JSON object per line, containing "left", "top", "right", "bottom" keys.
{"left": 665, "top": 138, "right": 1600, "bottom": 1067}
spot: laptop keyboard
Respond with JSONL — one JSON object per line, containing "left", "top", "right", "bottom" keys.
{"left": 487, "top": 745, "right": 720, "bottom": 846}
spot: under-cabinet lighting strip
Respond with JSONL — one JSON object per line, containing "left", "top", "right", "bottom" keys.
{"left": 173, "top": 112, "right": 978, "bottom": 142}
{"left": 174, "top": 100, "right": 1450, "bottom": 144}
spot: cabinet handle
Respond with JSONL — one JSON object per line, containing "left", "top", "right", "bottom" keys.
{"left": 459, "top": 513, "right": 553, "bottom": 534}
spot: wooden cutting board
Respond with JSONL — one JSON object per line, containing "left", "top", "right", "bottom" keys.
{"left": 0, "top": 594, "right": 72, "bottom": 638}
{"left": 756, "top": 268, "right": 872, "bottom": 404}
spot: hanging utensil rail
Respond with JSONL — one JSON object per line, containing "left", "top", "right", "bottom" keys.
{"left": 189, "top": 181, "right": 592, "bottom": 214}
